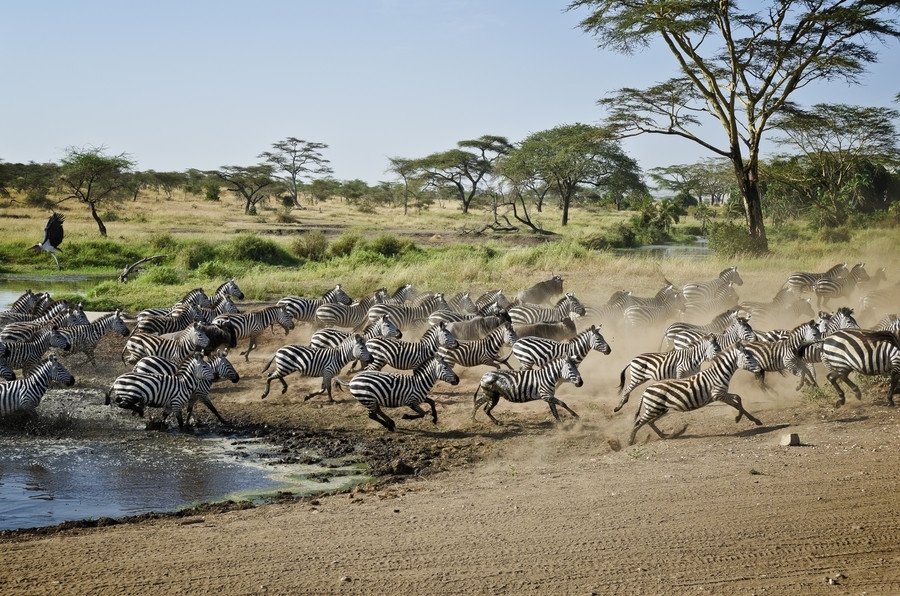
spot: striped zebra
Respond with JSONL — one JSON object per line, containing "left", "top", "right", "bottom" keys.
{"left": 628, "top": 343, "right": 762, "bottom": 446}
{"left": 337, "top": 355, "right": 459, "bottom": 432}
{"left": 821, "top": 329, "right": 900, "bottom": 408}
{"left": 4, "top": 326, "right": 71, "bottom": 373}
{"left": 514, "top": 275, "right": 564, "bottom": 306}
{"left": 668, "top": 316, "right": 754, "bottom": 351}
{"left": 438, "top": 321, "right": 518, "bottom": 370}
{"left": 474, "top": 289, "right": 512, "bottom": 312}
{"left": 740, "top": 287, "right": 816, "bottom": 330}
{"left": 508, "top": 293, "right": 586, "bottom": 326}
{"left": 127, "top": 350, "right": 239, "bottom": 425}
{"left": 784, "top": 263, "right": 848, "bottom": 294}
{"left": 625, "top": 282, "right": 678, "bottom": 307}
{"left": 743, "top": 320, "right": 821, "bottom": 390}
{"left": 681, "top": 266, "right": 743, "bottom": 304}
{"left": 511, "top": 324, "right": 610, "bottom": 371}
{"left": 366, "top": 293, "right": 451, "bottom": 332}
{"left": 622, "top": 291, "right": 685, "bottom": 329}
{"left": 196, "top": 295, "right": 241, "bottom": 323}
{"left": 813, "top": 263, "right": 870, "bottom": 309}
{"left": 797, "top": 307, "right": 861, "bottom": 389}
{"left": 859, "top": 281, "right": 900, "bottom": 322}
{"left": 313, "top": 288, "right": 387, "bottom": 330}
{"left": 59, "top": 309, "right": 130, "bottom": 364}
{"left": 473, "top": 357, "right": 584, "bottom": 425}
{"left": 0, "top": 355, "right": 75, "bottom": 417}
{"left": 121, "top": 322, "right": 210, "bottom": 365}
{"left": 136, "top": 288, "right": 213, "bottom": 319}
{"left": 111, "top": 353, "right": 215, "bottom": 428}
{"left": 0, "top": 289, "right": 40, "bottom": 318}
{"left": 132, "top": 303, "right": 203, "bottom": 336}
{"left": 277, "top": 284, "right": 354, "bottom": 326}
{"left": 212, "top": 305, "right": 295, "bottom": 361}
{"left": 309, "top": 315, "right": 402, "bottom": 350}
{"left": 260, "top": 333, "right": 372, "bottom": 401}
{"left": 213, "top": 278, "right": 245, "bottom": 301}
{"left": 0, "top": 352, "right": 15, "bottom": 381}
{"left": 384, "top": 283, "right": 417, "bottom": 305}
{"left": 682, "top": 285, "right": 740, "bottom": 324}
{"left": 581, "top": 290, "right": 634, "bottom": 329}
{"left": 363, "top": 322, "right": 459, "bottom": 371}
{"left": 615, "top": 334, "right": 722, "bottom": 413}
{"left": 660, "top": 309, "right": 738, "bottom": 350}
{"left": 0, "top": 302, "right": 89, "bottom": 343}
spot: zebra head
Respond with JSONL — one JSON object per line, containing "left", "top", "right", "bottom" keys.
{"left": 796, "top": 320, "right": 822, "bottom": 345}
{"left": 499, "top": 322, "right": 518, "bottom": 346}
{"left": 733, "top": 317, "right": 755, "bottom": 343}
{"left": 215, "top": 295, "right": 241, "bottom": 316}
{"left": 46, "top": 354, "right": 75, "bottom": 387}
{"left": 561, "top": 293, "right": 586, "bottom": 317}
{"left": 324, "top": 284, "right": 354, "bottom": 305}
{"left": 217, "top": 278, "right": 245, "bottom": 300}
{"left": 701, "top": 334, "right": 722, "bottom": 360}
{"left": 849, "top": 263, "right": 870, "bottom": 283}
{"left": 733, "top": 342, "right": 761, "bottom": 374}
{"left": 48, "top": 326, "right": 71, "bottom": 351}
{"left": 187, "top": 322, "right": 211, "bottom": 351}
{"left": 111, "top": 309, "right": 131, "bottom": 336}
{"left": 67, "top": 303, "right": 90, "bottom": 326}
{"left": 348, "top": 333, "right": 373, "bottom": 364}
{"left": 373, "top": 315, "right": 402, "bottom": 340}
{"left": 426, "top": 355, "right": 459, "bottom": 386}
{"left": 586, "top": 325, "right": 612, "bottom": 356}
{"left": 723, "top": 266, "right": 743, "bottom": 286}
{"left": 559, "top": 357, "right": 584, "bottom": 388}
{"left": 275, "top": 306, "right": 296, "bottom": 334}
{"left": 829, "top": 307, "right": 860, "bottom": 333}
{"left": 210, "top": 349, "right": 240, "bottom": 383}
{"left": 434, "top": 322, "right": 459, "bottom": 350}
{"left": 180, "top": 352, "right": 216, "bottom": 382}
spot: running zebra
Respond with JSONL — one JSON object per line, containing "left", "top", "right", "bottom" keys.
{"left": 313, "top": 288, "right": 387, "bottom": 330}
{"left": 0, "top": 289, "right": 40, "bottom": 320}
{"left": 622, "top": 291, "right": 685, "bottom": 329}
{"left": 668, "top": 316, "right": 754, "bottom": 351}
{"left": 681, "top": 285, "right": 740, "bottom": 323}
{"left": 59, "top": 309, "right": 130, "bottom": 364}
{"left": 260, "top": 333, "right": 372, "bottom": 401}
{"left": 797, "top": 307, "right": 860, "bottom": 389}
{"left": 743, "top": 320, "right": 821, "bottom": 390}
{"left": 511, "top": 324, "right": 610, "bottom": 371}
{"left": 0, "top": 355, "right": 75, "bottom": 417}
{"left": 660, "top": 309, "right": 738, "bottom": 351}
{"left": 615, "top": 334, "right": 722, "bottom": 413}
{"left": 111, "top": 353, "right": 215, "bottom": 428}
{"left": 132, "top": 303, "right": 203, "bottom": 336}
{"left": 366, "top": 293, "right": 451, "bottom": 332}
{"left": 212, "top": 305, "right": 295, "bottom": 361}
{"left": 438, "top": 322, "right": 518, "bottom": 370}
{"left": 628, "top": 343, "right": 762, "bottom": 446}
{"left": 813, "top": 263, "right": 870, "bottom": 309}
{"left": 121, "top": 322, "right": 210, "bottom": 365}
{"left": 474, "top": 289, "right": 512, "bottom": 313}
{"left": 277, "top": 284, "right": 354, "bottom": 326}
{"left": 4, "top": 326, "right": 71, "bottom": 373}
{"left": 0, "top": 302, "right": 89, "bottom": 343}
{"left": 364, "top": 322, "right": 458, "bottom": 371}
{"left": 740, "top": 287, "right": 815, "bottom": 330}
{"left": 196, "top": 295, "right": 241, "bottom": 323}
{"left": 136, "top": 288, "right": 213, "bottom": 319}
{"left": 680, "top": 266, "right": 744, "bottom": 304}
{"left": 784, "top": 263, "right": 848, "bottom": 294}
{"left": 821, "top": 329, "right": 900, "bottom": 408}
{"left": 508, "top": 293, "right": 586, "bottom": 326}
{"left": 473, "top": 357, "right": 584, "bottom": 425}
{"left": 308, "top": 315, "right": 402, "bottom": 350}
{"left": 337, "top": 355, "right": 459, "bottom": 432}
{"left": 859, "top": 281, "right": 900, "bottom": 322}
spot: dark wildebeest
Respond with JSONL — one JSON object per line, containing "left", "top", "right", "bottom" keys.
{"left": 515, "top": 275, "right": 564, "bottom": 306}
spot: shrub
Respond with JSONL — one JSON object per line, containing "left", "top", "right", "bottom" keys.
{"left": 175, "top": 240, "right": 217, "bottom": 270}
{"left": 141, "top": 266, "right": 183, "bottom": 285}
{"left": 149, "top": 233, "right": 178, "bottom": 252}
{"left": 226, "top": 233, "right": 298, "bottom": 266}
{"left": 707, "top": 222, "right": 768, "bottom": 257}
{"left": 817, "top": 226, "right": 852, "bottom": 244}
{"left": 328, "top": 233, "right": 361, "bottom": 258}
{"left": 290, "top": 231, "right": 329, "bottom": 262}
{"left": 364, "top": 234, "right": 416, "bottom": 258}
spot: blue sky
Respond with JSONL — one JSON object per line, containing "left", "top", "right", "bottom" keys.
{"left": 2, "top": 1, "right": 898, "bottom": 185}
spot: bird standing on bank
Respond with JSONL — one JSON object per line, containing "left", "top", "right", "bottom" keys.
{"left": 29, "top": 211, "right": 65, "bottom": 269}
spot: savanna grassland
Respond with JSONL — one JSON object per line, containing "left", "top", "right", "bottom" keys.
{"left": 2, "top": 193, "right": 900, "bottom": 595}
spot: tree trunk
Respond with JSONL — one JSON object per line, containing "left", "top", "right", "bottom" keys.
{"left": 561, "top": 196, "right": 571, "bottom": 226}
{"left": 89, "top": 201, "right": 107, "bottom": 237}
{"left": 731, "top": 157, "right": 768, "bottom": 252}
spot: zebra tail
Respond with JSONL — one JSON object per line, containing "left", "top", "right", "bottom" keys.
{"left": 617, "top": 366, "right": 627, "bottom": 394}
{"left": 332, "top": 376, "right": 349, "bottom": 392}
{"left": 261, "top": 355, "right": 275, "bottom": 373}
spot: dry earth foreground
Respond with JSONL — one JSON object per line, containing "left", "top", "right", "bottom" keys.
{"left": 2, "top": 287, "right": 900, "bottom": 595}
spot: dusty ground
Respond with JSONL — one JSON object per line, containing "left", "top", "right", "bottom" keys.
{"left": 2, "top": 309, "right": 900, "bottom": 596}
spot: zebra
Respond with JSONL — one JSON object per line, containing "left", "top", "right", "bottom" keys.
{"left": 313, "top": 288, "right": 387, "bottom": 330}
{"left": 628, "top": 343, "right": 762, "bottom": 446}
{"left": 514, "top": 275, "right": 564, "bottom": 305}
{"left": 473, "top": 357, "right": 584, "bottom": 425}
{"left": 511, "top": 324, "right": 610, "bottom": 371}
{"left": 508, "top": 293, "right": 586, "bottom": 326}
{"left": 784, "top": 263, "right": 849, "bottom": 294}
{"left": 363, "top": 322, "right": 459, "bottom": 371}
{"left": 196, "top": 295, "right": 241, "bottom": 323}
{"left": 813, "top": 263, "right": 870, "bottom": 309}
{"left": 443, "top": 312, "right": 512, "bottom": 341}
{"left": 309, "top": 315, "right": 402, "bottom": 350}
{"left": 615, "top": 334, "right": 722, "bottom": 413}
{"left": 820, "top": 329, "right": 900, "bottom": 408}
{"left": 740, "top": 287, "right": 816, "bottom": 330}
{"left": 58, "top": 309, "right": 130, "bottom": 364}
{"left": 743, "top": 320, "right": 821, "bottom": 390}
{"left": 680, "top": 266, "right": 744, "bottom": 304}
{"left": 111, "top": 353, "right": 216, "bottom": 428}
{"left": 0, "top": 352, "right": 15, "bottom": 381}
{"left": 681, "top": 285, "right": 740, "bottom": 324}
{"left": 797, "top": 307, "right": 861, "bottom": 389}
{"left": 859, "top": 281, "right": 900, "bottom": 322}
{"left": 474, "top": 289, "right": 512, "bottom": 312}
{"left": 622, "top": 291, "right": 685, "bottom": 329}
{"left": 660, "top": 309, "right": 738, "bottom": 351}
{"left": 438, "top": 322, "right": 518, "bottom": 370}
{"left": 260, "top": 333, "right": 372, "bottom": 401}
{"left": 0, "top": 302, "right": 89, "bottom": 343}
{"left": 0, "top": 355, "right": 75, "bottom": 417}
{"left": 126, "top": 350, "right": 239, "bottom": 425}
{"left": 337, "top": 355, "right": 460, "bottom": 432}
{"left": 513, "top": 316, "right": 577, "bottom": 341}
{"left": 136, "top": 288, "right": 213, "bottom": 319}
{"left": 132, "top": 302, "right": 203, "bottom": 336}
{"left": 0, "top": 289, "right": 40, "bottom": 318}
{"left": 669, "top": 316, "right": 754, "bottom": 351}
{"left": 212, "top": 305, "right": 295, "bottom": 361}
{"left": 4, "top": 326, "right": 71, "bottom": 373}
{"left": 121, "top": 322, "right": 210, "bottom": 365}
{"left": 581, "top": 290, "right": 634, "bottom": 329}
{"left": 366, "top": 293, "right": 451, "bottom": 332}
{"left": 277, "top": 284, "right": 354, "bottom": 326}
{"left": 213, "top": 278, "right": 245, "bottom": 301}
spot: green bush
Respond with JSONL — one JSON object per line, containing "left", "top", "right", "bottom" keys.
{"left": 363, "top": 234, "right": 417, "bottom": 258}
{"left": 175, "top": 240, "right": 217, "bottom": 270}
{"left": 149, "top": 233, "right": 178, "bottom": 252}
{"left": 328, "top": 233, "right": 361, "bottom": 258}
{"left": 196, "top": 259, "right": 238, "bottom": 279}
{"left": 817, "top": 226, "right": 852, "bottom": 244}
{"left": 141, "top": 266, "right": 183, "bottom": 285}
{"left": 290, "top": 231, "right": 329, "bottom": 262}
{"left": 226, "top": 233, "right": 298, "bottom": 266}
{"left": 707, "top": 222, "right": 768, "bottom": 257}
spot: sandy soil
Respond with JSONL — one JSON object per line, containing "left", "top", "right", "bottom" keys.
{"left": 3, "top": 307, "right": 900, "bottom": 596}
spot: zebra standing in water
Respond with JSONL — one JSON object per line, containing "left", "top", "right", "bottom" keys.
{"left": 338, "top": 355, "right": 459, "bottom": 431}
{"left": 260, "top": 333, "right": 372, "bottom": 401}
{"left": 742, "top": 320, "right": 821, "bottom": 390}
{"left": 212, "top": 305, "right": 295, "bottom": 361}
{"left": 59, "top": 309, "right": 130, "bottom": 364}
{"left": 277, "top": 285, "right": 354, "bottom": 326}
{"left": 821, "top": 329, "right": 900, "bottom": 408}
{"left": 508, "top": 293, "right": 586, "bottom": 326}
{"left": 438, "top": 322, "right": 519, "bottom": 370}
{"left": 628, "top": 343, "right": 762, "bottom": 446}
{"left": 0, "top": 355, "right": 75, "bottom": 417}
{"left": 363, "top": 322, "right": 458, "bottom": 371}
{"left": 510, "top": 325, "right": 611, "bottom": 371}
{"left": 615, "top": 334, "right": 722, "bottom": 413}
{"left": 813, "top": 263, "right": 870, "bottom": 309}
{"left": 473, "top": 357, "right": 584, "bottom": 425}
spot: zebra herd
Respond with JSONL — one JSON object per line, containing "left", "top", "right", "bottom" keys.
{"left": 0, "top": 263, "right": 898, "bottom": 447}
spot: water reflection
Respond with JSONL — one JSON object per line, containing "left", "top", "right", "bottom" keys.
{"left": 615, "top": 239, "right": 712, "bottom": 259}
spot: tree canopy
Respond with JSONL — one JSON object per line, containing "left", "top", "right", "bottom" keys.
{"left": 58, "top": 146, "right": 135, "bottom": 236}
{"left": 259, "top": 137, "right": 333, "bottom": 209}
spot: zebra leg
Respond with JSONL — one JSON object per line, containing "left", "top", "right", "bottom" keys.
{"left": 481, "top": 393, "right": 503, "bottom": 425}
{"left": 303, "top": 376, "right": 330, "bottom": 401}
{"left": 547, "top": 397, "right": 579, "bottom": 421}
{"left": 401, "top": 403, "right": 428, "bottom": 420}
{"left": 189, "top": 395, "right": 229, "bottom": 425}
{"left": 888, "top": 372, "right": 899, "bottom": 407}
{"left": 719, "top": 393, "right": 762, "bottom": 425}
{"left": 367, "top": 405, "right": 396, "bottom": 431}
{"left": 826, "top": 371, "right": 848, "bottom": 407}
{"left": 755, "top": 370, "right": 770, "bottom": 392}
{"left": 649, "top": 420, "right": 687, "bottom": 440}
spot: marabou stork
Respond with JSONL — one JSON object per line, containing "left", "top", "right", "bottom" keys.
{"left": 29, "top": 211, "right": 65, "bottom": 269}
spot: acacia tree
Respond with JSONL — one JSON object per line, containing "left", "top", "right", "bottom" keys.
{"left": 502, "top": 123, "right": 644, "bottom": 226}
{"left": 259, "top": 137, "right": 333, "bottom": 209}
{"left": 58, "top": 146, "right": 135, "bottom": 236}
{"left": 212, "top": 164, "right": 276, "bottom": 214}
{"left": 569, "top": 0, "right": 900, "bottom": 252}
